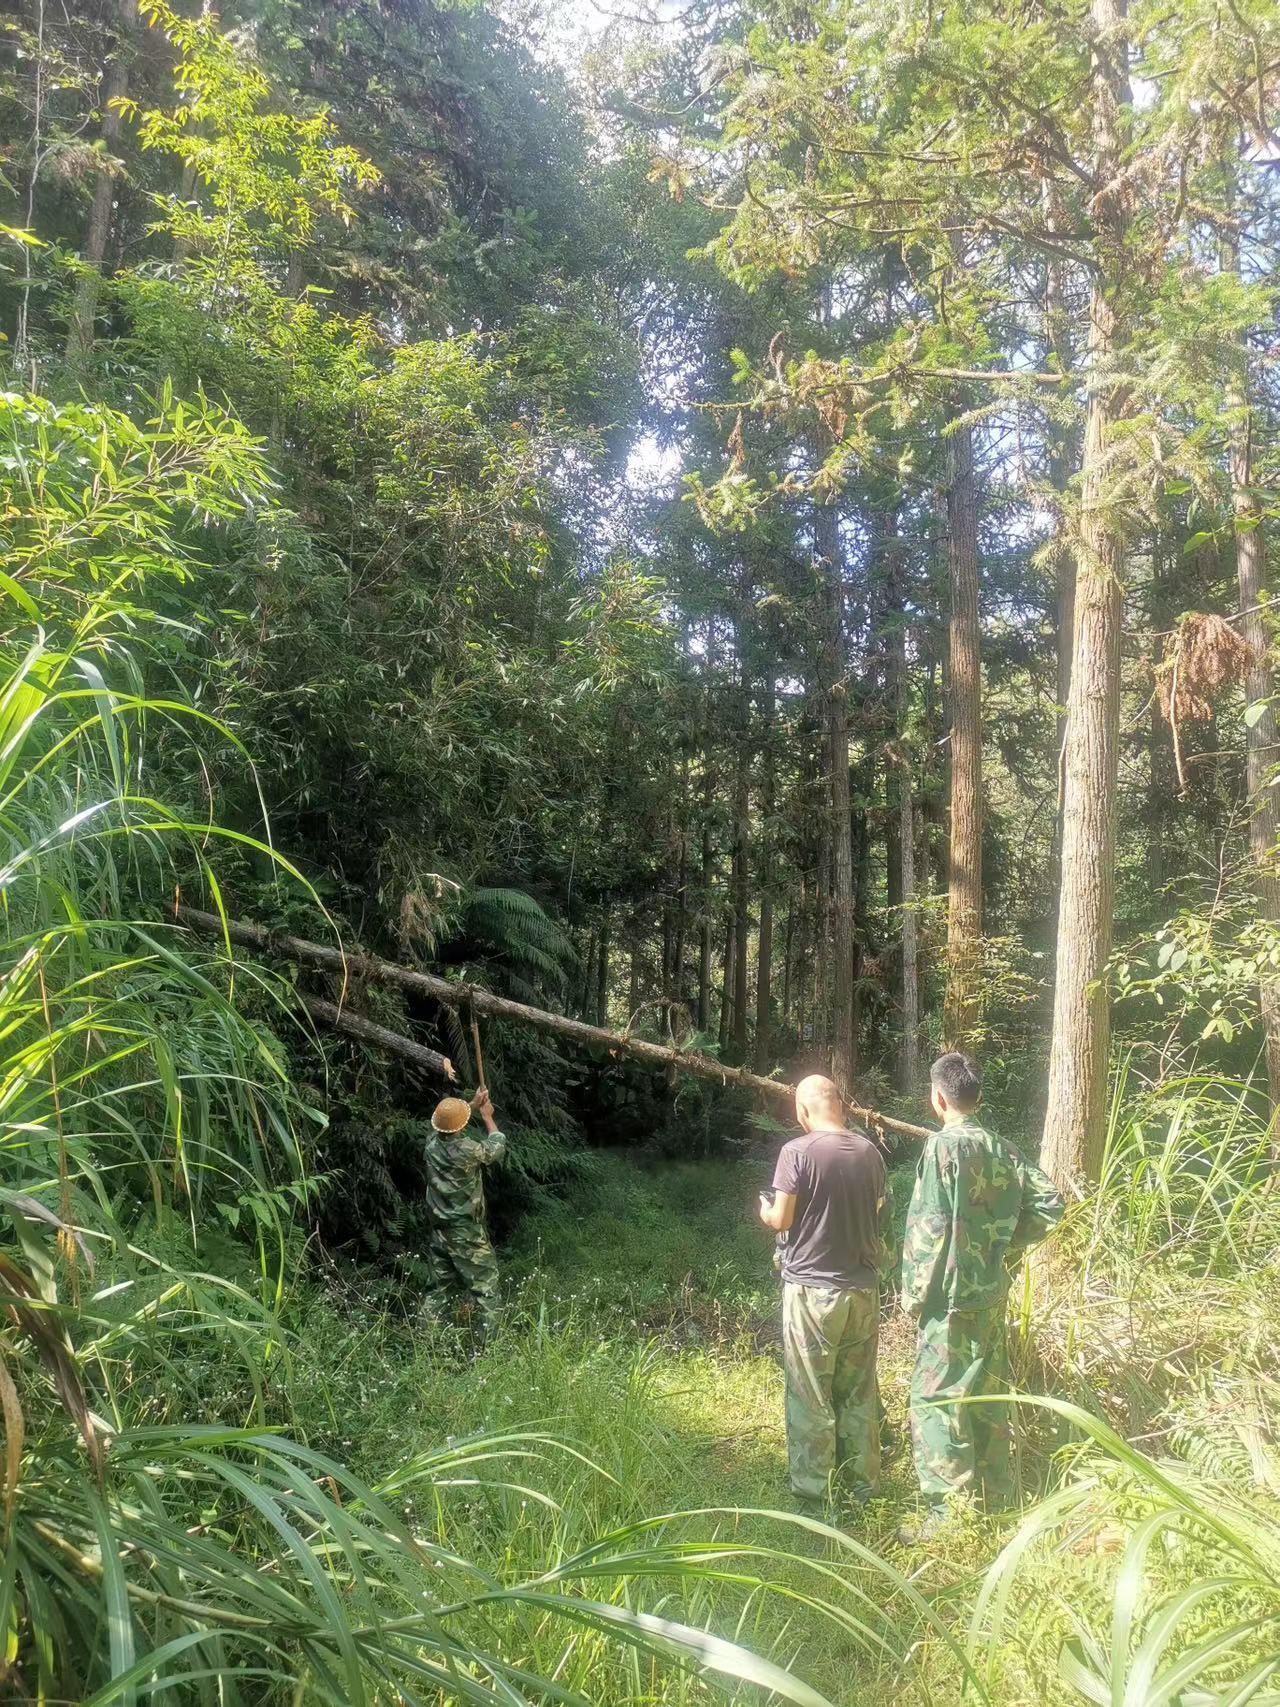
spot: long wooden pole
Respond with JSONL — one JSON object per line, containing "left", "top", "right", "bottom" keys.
{"left": 176, "top": 906, "right": 932, "bottom": 1142}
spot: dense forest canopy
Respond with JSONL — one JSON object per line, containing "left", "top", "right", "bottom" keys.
{"left": 0, "top": 0, "right": 1278, "bottom": 1702}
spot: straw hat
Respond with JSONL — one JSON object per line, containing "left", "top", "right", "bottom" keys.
{"left": 431, "top": 1096, "right": 472, "bottom": 1134}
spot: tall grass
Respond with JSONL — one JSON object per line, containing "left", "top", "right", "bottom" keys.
{"left": 961, "top": 1067, "right": 1280, "bottom": 1706}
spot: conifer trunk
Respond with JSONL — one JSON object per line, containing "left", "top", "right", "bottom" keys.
{"left": 672, "top": 763, "right": 689, "bottom": 1020}
{"left": 629, "top": 922, "right": 642, "bottom": 1024}
{"left": 1042, "top": 0, "right": 1131, "bottom": 1187}
{"left": 851, "top": 751, "right": 872, "bottom": 1046}
{"left": 781, "top": 901, "right": 795, "bottom": 1037}
{"left": 596, "top": 912, "right": 610, "bottom": 1029}
{"left": 1222, "top": 220, "right": 1280, "bottom": 1108}
{"left": 1147, "top": 532, "right": 1173, "bottom": 893}
{"left": 719, "top": 908, "right": 735, "bottom": 1055}
{"left": 815, "top": 497, "right": 857, "bottom": 1093}
{"left": 900, "top": 782, "right": 920, "bottom": 1091}
{"left": 1043, "top": 188, "right": 1081, "bottom": 885}
{"left": 731, "top": 671, "right": 751, "bottom": 1062}
{"left": 66, "top": 0, "right": 137, "bottom": 362}
{"left": 943, "top": 418, "right": 984, "bottom": 1047}
{"left": 890, "top": 526, "right": 921, "bottom": 1093}
{"left": 580, "top": 927, "right": 597, "bottom": 1021}
{"left": 754, "top": 668, "right": 775, "bottom": 1072}
{"left": 697, "top": 628, "right": 718, "bottom": 1034}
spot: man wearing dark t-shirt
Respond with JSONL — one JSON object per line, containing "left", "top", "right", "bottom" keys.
{"left": 758, "top": 1074, "right": 892, "bottom": 1510}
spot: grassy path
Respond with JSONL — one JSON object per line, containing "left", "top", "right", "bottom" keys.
{"left": 508, "top": 1151, "right": 924, "bottom": 1530}
{"left": 294, "top": 1151, "right": 996, "bottom": 1705}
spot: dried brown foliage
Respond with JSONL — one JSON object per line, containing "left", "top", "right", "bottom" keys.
{"left": 1157, "top": 611, "right": 1256, "bottom": 725}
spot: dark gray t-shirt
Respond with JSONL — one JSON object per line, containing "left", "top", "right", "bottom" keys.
{"left": 771, "top": 1127, "right": 886, "bottom": 1291}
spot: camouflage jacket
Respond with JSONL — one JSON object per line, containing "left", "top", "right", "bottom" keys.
{"left": 423, "top": 1129, "right": 506, "bottom": 1237}
{"left": 901, "top": 1116, "right": 1064, "bottom": 1317}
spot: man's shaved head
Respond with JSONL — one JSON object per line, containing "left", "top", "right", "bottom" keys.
{"left": 796, "top": 1074, "right": 845, "bottom": 1132}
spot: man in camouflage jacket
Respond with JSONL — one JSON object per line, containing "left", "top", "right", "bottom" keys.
{"left": 423, "top": 1088, "right": 506, "bottom": 1336}
{"left": 901, "top": 1052, "right": 1063, "bottom": 1533}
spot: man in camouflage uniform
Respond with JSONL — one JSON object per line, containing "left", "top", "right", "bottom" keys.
{"left": 423, "top": 1088, "right": 506, "bottom": 1337}
{"left": 759, "top": 1074, "right": 894, "bottom": 1513}
{"left": 900, "top": 1052, "right": 1064, "bottom": 1539}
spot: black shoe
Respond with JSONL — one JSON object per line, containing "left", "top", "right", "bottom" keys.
{"left": 789, "top": 1492, "right": 827, "bottom": 1519}
{"left": 895, "top": 1507, "right": 953, "bottom": 1546}
{"left": 879, "top": 1426, "right": 903, "bottom": 1464}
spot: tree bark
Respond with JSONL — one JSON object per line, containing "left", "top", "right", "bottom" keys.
{"left": 923, "top": 489, "right": 950, "bottom": 899}
{"left": 900, "top": 778, "right": 920, "bottom": 1093}
{"left": 66, "top": 0, "right": 138, "bottom": 362}
{"left": 1223, "top": 218, "right": 1280, "bottom": 1108}
{"left": 781, "top": 901, "right": 795, "bottom": 1038}
{"left": 719, "top": 906, "right": 735, "bottom": 1055}
{"left": 579, "top": 927, "right": 597, "bottom": 1021}
{"left": 177, "top": 906, "right": 933, "bottom": 1138}
{"left": 815, "top": 495, "right": 857, "bottom": 1094}
{"left": 943, "top": 417, "right": 984, "bottom": 1047}
{"left": 1147, "top": 532, "right": 1174, "bottom": 893}
{"left": 754, "top": 667, "right": 776, "bottom": 1072}
{"left": 731, "top": 669, "right": 751, "bottom": 1062}
{"left": 14, "top": 0, "right": 48, "bottom": 383}
{"left": 661, "top": 891, "right": 675, "bottom": 1035}
{"left": 672, "top": 764, "right": 689, "bottom": 1021}
{"left": 1044, "top": 183, "right": 1081, "bottom": 887}
{"left": 890, "top": 526, "right": 921, "bottom": 1093}
{"left": 629, "top": 921, "right": 642, "bottom": 1023}
{"left": 851, "top": 750, "right": 873, "bottom": 1045}
{"left": 697, "top": 626, "right": 718, "bottom": 1034}
{"left": 596, "top": 911, "right": 610, "bottom": 1029}
{"left": 1041, "top": 0, "right": 1131, "bottom": 1188}
{"left": 301, "top": 995, "right": 454, "bottom": 1081}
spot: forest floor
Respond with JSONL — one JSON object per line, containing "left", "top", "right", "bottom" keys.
{"left": 285, "top": 1149, "right": 1056, "bottom": 1705}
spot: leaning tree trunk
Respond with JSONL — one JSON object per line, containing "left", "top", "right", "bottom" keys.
{"left": 943, "top": 416, "right": 984, "bottom": 1047}
{"left": 177, "top": 907, "right": 934, "bottom": 1138}
{"left": 1223, "top": 218, "right": 1280, "bottom": 1109}
{"left": 815, "top": 494, "right": 857, "bottom": 1095}
{"left": 1041, "top": 0, "right": 1131, "bottom": 1189}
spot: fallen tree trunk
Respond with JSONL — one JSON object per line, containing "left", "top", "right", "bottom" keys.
{"left": 301, "top": 994, "right": 454, "bottom": 1082}
{"left": 177, "top": 906, "right": 931, "bottom": 1142}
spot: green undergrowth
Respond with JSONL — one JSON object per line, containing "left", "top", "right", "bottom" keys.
{"left": 283, "top": 1154, "right": 936, "bottom": 1705}
{"left": 102, "top": 1089, "right": 1273, "bottom": 1702}
{"left": 276, "top": 1096, "right": 1280, "bottom": 1706}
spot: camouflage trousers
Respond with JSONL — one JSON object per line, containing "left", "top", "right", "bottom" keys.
{"left": 427, "top": 1223, "right": 501, "bottom": 1337}
{"left": 781, "top": 1283, "right": 880, "bottom": 1502}
{"left": 909, "top": 1305, "right": 1013, "bottom": 1510}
